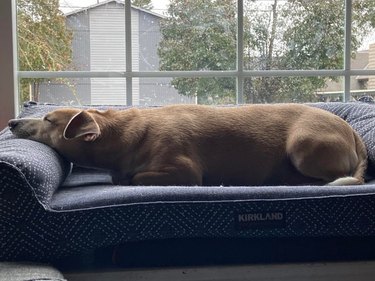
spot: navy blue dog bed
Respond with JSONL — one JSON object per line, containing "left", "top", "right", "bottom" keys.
{"left": 1, "top": 102, "right": 375, "bottom": 263}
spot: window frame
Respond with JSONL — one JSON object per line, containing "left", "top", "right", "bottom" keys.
{"left": 3, "top": 0, "right": 375, "bottom": 124}
{"left": 0, "top": 0, "right": 18, "bottom": 127}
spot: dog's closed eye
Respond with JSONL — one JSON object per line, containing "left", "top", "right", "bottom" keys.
{"left": 43, "top": 116, "right": 55, "bottom": 125}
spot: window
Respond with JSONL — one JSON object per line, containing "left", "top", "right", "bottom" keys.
{"left": 4, "top": 0, "right": 375, "bottom": 116}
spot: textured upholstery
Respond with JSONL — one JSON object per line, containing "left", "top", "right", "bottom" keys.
{"left": 312, "top": 102, "right": 375, "bottom": 173}
{"left": 0, "top": 139, "right": 71, "bottom": 207}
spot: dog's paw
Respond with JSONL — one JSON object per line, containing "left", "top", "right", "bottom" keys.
{"left": 111, "top": 173, "right": 131, "bottom": 186}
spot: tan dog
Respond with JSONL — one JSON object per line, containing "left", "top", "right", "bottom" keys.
{"left": 8, "top": 104, "right": 367, "bottom": 186}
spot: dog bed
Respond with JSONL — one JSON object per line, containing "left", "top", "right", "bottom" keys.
{"left": 1, "top": 101, "right": 375, "bottom": 263}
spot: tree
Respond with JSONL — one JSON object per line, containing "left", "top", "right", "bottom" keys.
{"left": 158, "top": 0, "right": 375, "bottom": 104}
{"left": 17, "top": 0, "right": 73, "bottom": 102}
{"left": 132, "top": 0, "right": 153, "bottom": 10}
{"left": 275, "top": 0, "right": 375, "bottom": 103}
{"left": 243, "top": 0, "right": 286, "bottom": 103}
{"left": 158, "top": 0, "right": 237, "bottom": 104}
{"left": 243, "top": 0, "right": 340, "bottom": 103}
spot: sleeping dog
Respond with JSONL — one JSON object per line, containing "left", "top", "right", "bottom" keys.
{"left": 8, "top": 104, "right": 367, "bottom": 186}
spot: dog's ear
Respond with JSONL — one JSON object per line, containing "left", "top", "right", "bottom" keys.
{"left": 63, "top": 111, "right": 100, "bottom": 141}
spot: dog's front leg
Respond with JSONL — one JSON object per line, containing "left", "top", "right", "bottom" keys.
{"left": 131, "top": 167, "right": 203, "bottom": 186}
{"left": 111, "top": 172, "right": 132, "bottom": 185}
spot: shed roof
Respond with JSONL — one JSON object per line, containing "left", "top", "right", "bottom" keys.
{"left": 64, "top": 0, "right": 164, "bottom": 18}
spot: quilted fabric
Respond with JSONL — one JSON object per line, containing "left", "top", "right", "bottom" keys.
{"left": 2, "top": 166, "right": 375, "bottom": 262}
{"left": 311, "top": 102, "right": 375, "bottom": 173}
{"left": 0, "top": 139, "right": 71, "bottom": 207}
{"left": 1, "top": 101, "right": 375, "bottom": 263}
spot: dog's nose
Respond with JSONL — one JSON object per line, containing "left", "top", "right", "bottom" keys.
{"left": 8, "top": 119, "right": 18, "bottom": 130}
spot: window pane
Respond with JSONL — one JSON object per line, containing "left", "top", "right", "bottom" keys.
{"left": 244, "top": 0, "right": 344, "bottom": 70}
{"left": 136, "top": 6, "right": 164, "bottom": 72}
{"left": 20, "top": 77, "right": 129, "bottom": 106}
{"left": 321, "top": 75, "right": 375, "bottom": 103}
{"left": 350, "top": 0, "right": 375, "bottom": 101}
{"left": 19, "top": 77, "right": 238, "bottom": 106}
{"left": 352, "top": 0, "right": 375, "bottom": 70}
{"left": 315, "top": 77, "right": 344, "bottom": 102}
{"left": 17, "top": 1, "right": 130, "bottom": 73}
{"left": 17, "top": 1, "right": 73, "bottom": 71}
{"left": 351, "top": 0, "right": 375, "bottom": 106}
{"left": 350, "top": 75, "right": 375, "bottom": 103}
{"left": 138, "top": 78, "right": 196, "bottom": 106}
{"left": 244, "top": 76, "right": 339, "bottom": 103}
{"left": 139, "top": 77, "right": 236, "bottom": 105}
{"left": 350, "top": 48, "right": 375, "bottom": 103}
{"left": 157, "top": 1, "right": 237, "bottom": 71}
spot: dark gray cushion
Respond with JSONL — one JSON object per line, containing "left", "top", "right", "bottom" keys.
{"left": 0, "top": 139, "right": 71, "bottom": 207}
{"left": 311, "top": 102, "right": 375, "bottom": 173}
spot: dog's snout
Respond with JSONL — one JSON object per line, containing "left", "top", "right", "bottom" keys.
{"left": 8, "top": 119, "right": 19, "bottom": 130}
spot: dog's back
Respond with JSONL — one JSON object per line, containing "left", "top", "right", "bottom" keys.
{"left": 117, "top": 104, "right": 366, "bottom": 186}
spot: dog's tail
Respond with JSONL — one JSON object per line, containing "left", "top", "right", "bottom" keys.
{"left": 327, "top": 131, "right": 367, "bottom": 186}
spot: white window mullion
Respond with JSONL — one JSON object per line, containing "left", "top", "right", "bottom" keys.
{"left": 125, "top": 0, "right": 132, "bottom": 106}
{"left": 343, "top": 0, "right": 352, "bottom": 102}
{"left": 236, "top": 0, "right": 244, "bottom": 104}
{"left": 20, "top": 69, "right": 375, "bottom": 79}
{"left": 0, "top": 0, "right": 18, "bottom": 126}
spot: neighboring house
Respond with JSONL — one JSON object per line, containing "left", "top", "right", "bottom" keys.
{"left": 39, "top": 0, "right": 195, "bottom": 106}
{"left": 317, "top": 44, "right": 375, "bottom": 101}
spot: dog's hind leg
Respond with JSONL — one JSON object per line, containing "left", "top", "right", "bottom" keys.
{"left": 286, "top": 131, "right": 365, "bottom": 186}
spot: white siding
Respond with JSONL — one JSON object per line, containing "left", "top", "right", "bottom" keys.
{"left": 89, "top": 3, "right": 139, "bottom": 105}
